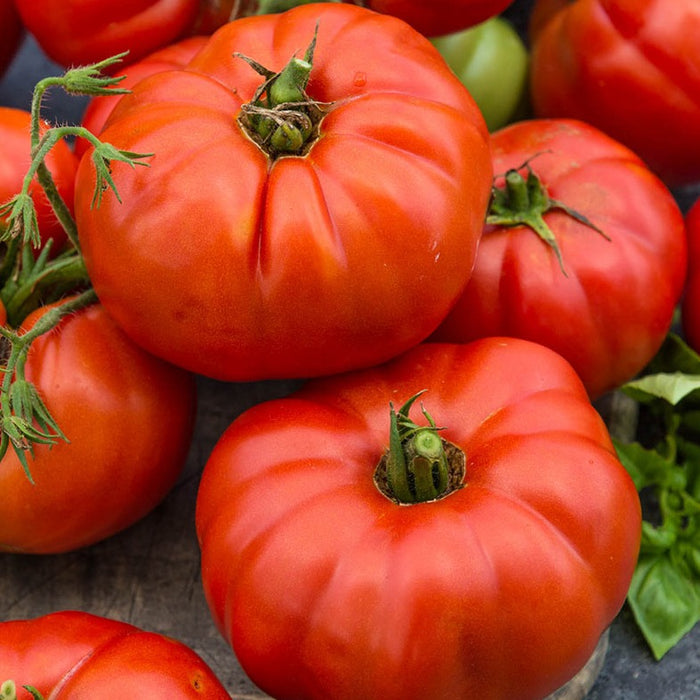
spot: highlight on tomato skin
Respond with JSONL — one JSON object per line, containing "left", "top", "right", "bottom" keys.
{"left": 0, "top": 611, "right": 231, "bottom": 699}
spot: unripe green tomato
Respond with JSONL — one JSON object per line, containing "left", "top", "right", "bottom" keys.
{"left": 432, "top": 16, "right": 529, "bottom": 131}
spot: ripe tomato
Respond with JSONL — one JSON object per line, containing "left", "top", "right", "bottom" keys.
{"left": 348, "top": 0, "right": 517, "bottom": 37}
{"left": 195, "top": 339, "right": 641, "bottom": 700}
{"left": 0, "top": 107, "right": 77, "bottom": 253}
{"left": 0, "top": 611, "right": 230, "bottom": 699}
{"left": 12, "top": 0, "right": 235, "bottom": 70}
{"left": 529, "top": 0, "right": 700, "bottom": 186}
{"left": 431, "top": 119, "right": 687, "bottom": 400}
{"left": 74, "top": 3, "right": 492, "bottom": 381}
{"left": 75, "top": 36, "right": 207, "bottom": 159}
{"left": 0, "top": 0, "right": 22, "bottom": 76}
{"left": 682, "top": 198, "right": 700, "bottom": 353}
{"left": 0, "top": 300, "right": 196, "bottom": 554}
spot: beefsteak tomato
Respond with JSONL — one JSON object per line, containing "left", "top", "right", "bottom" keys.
{"left": 431, "top": 119, "right": 687, "bottom": 400}
{"left": 233, "top": 0, "right": 515, "bottom": 37}
{"left": 75, "top": 36, "right": 207, "bottom": 159}
{"left": 682, "top": 197, "right": 700, "bottom": 353}
{"left": 74, "top": 3, "right": 492, "bottom": 381}
{"left": 529, "top": 0, "right": 700, "bottom": 186}
{"left": 12, "top": 0, "right": 235, "bottom": 70}
{"left": 0, "top": 611, "right": 230, "bottom": 699}
{"left": 0, "top": 107, "right": 77, "bottom": 253}
{"left": 195, "top": 338, "right": 641, "bottom": 700}
{"left": 0, "top": 0, "right": 22, "bottom": 76}
{"left": 0, "top": 300, "right": 196, "bottom": 554}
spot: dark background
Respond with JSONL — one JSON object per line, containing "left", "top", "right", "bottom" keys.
{"left": 1, "top": 0, "right": 698, "bottom": 698}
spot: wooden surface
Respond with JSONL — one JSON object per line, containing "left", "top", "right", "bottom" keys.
{"left": 1, "top": 1, "right": 699, "bottom": 697}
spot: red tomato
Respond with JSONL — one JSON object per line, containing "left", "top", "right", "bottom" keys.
{"left": 356, "top": 0, "right": 515, "bottom": 36}
{"left": 0, "top": 611, "right": 230, "bottom": 699}
{"left": 75, "top": 36, "right": 207, "bottom": 159}
{"left": 12, "top": 0, "right": 235, "bottom": 70}
{"left": 0, "top": 300, "right": 196, "bottom": 554}
{"left": 529, "top": 0, "right": 700, "bottom": 186}
{"left": 0, "top": 107, "right": 77, "bottom": 253}
{"left": 682, "top": 198, "right": 700, "bottom": 352}
{"left": 195, "top": 339, "right": 641, "bottom": 700}
{"left": 74, "top": 3, "right": 492, "bottom": 381}
{"left": 431, "top": 119, "right": 687, "bottom": 400}
{"left": 0, "top": 0, "right": 22, "bottom": 76}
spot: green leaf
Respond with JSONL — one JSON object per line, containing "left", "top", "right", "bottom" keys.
{"left": 627, "top": 552, "right": 700, "bottom": 660}
{"left": 646, "top": 333, "right": 700, "bottom": 375}
{"left": 623, "top": 371, "right": 700, "bottom": 406}
{"left": 613, "top": 438, "right": 674, "bottom": 490}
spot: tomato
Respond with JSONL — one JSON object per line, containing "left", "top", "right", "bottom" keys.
{"left": 431, "top": 16, "right": 529, "bottom": 131}
{"left": 364, "top": 0, "right": 516, "bottom": 36}
{"left": 0, "top": 300, "right": 196, "bottom": 554}
{"left": 0, "top": 0, "right": 22, "bottom": 76}
{"left": 431, "top": 119, "right": 687, "bottom": 400}
{"left": 0, "top": 611, "right": 230, "bottom": 699}
{"left": 195, "top": 338, "right": 641, "bottom": 700}
{"left": 529, "top": 0, "right": 700, "bottom": 186}
{"left": 75, "top": 36, "right": 208, "bottom": 159}
{"left": 0, "top": 107, "right": 77, "bottom": 253}
{"left": 12, "top": 0, "right": 235, "bottom": 70}
{"left": 682, "top": 198, "right": 700, "bottom": 353}
{"left": 233, "top": 1, "right": 515, "bottom": 37}
{"left": 74, "top": 3, "right": 492, "bottom": 381}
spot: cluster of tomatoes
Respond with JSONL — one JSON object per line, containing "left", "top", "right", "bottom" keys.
{"left": 1, "top": 1, "right": 698, "bottom": 699}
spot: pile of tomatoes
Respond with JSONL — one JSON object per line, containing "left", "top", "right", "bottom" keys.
{"left": 0, "top": 1, "right": 698, "bottom": 699}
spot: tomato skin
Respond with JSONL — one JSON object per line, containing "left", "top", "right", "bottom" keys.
{"left": 74, "top": 4, "right": 492, "bottom": 381}
{"left": 431, "top": 16, "right": 529, "bottom": 131}
{"left": 356, "top": 0, "right": 515, "bottom": 37}
{"left": 682, "top": 198, "right": 700, "bottom": 353}
{"left": 0, "top": 107, "right": 77, "bottom": 253}
{"left": 195, "top": 339, "right": 641, "bottom": 700}
{"left": 75, "top": 35, "right": 207, "bottom": 159}
{"left": 0, "top": 0, "right": 22, "bottom": 76}
{"left": 0, "top": 611, "right": 230, "bottom": 699}
{"left": 529, "top": 0, "right": 700, "bottom": 186}
{"left": 0, "top": 302, "right": 196, "bottom": 554}
{"left": 431, "top": 119, "right": 687, "bottom": 400}
{"left": 12, "top": 0, "right": 232, "bottom": 70}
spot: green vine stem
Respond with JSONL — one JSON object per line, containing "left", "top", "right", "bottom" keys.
{"left": 487, "top": 157, "right": 610, "bottom": 276}
{"left": 374, "top": 391, "right": 465, "bottom": 504}
{"left": 0, "top": 54, "right": 149, "bottom": 476}
{"left": 1, "top": 681, "right": 44, "bottom": 700}
{"left": 0, "top": 289, "right": 98, "bottom": 479}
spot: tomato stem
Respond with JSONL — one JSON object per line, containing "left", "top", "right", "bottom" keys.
{"left": 380, "top": 391, "right": 457, "bottom": 504}
{"left": 236, "top": 26, "right": 328, "bottom": 158}
{"left": 487, "top": 158, "right": 610, "bottom": 276}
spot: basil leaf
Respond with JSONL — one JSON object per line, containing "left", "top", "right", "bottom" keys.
{"left": 627, "top": 552, "right": 700, "bottom": 660}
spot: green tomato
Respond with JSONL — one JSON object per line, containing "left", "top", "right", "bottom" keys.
{"left": 432, "top": 16, "right": 529, "bottom": 132}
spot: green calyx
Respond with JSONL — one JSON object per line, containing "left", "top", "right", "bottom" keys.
{"left": 487, "top": 158, "right": 610, "bottom": 276}
{"left": 236, "top": 26, "right": 328, "bottom": 159}
{"left": 375, "top": 391, "right": 465, "bottom": 505}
